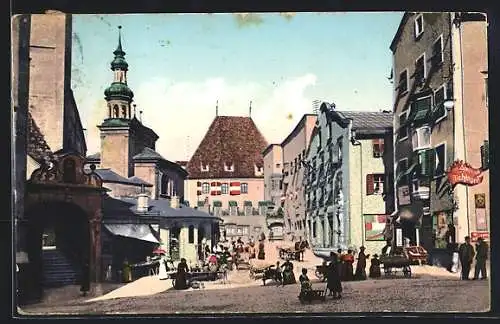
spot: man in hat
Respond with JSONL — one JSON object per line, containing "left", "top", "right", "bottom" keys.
{"left": 458, "top": 236, "right": 475, "bottom": 280}
{"left": 473, "top": 237, "right": 488, "bottom": 280}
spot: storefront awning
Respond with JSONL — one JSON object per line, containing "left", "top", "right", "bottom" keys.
{"left": 104, "top": 224, "right": 159, "bottom": 243}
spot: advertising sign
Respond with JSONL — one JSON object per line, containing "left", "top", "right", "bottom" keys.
{"left": 475, "top": 208, "right": 488, "bottom": 231}
{"left": 364, "top": 214, "right": 386, "bottom": 241}
{"left": 397, "top": 185, "right": 411, "bottom": 205}
{"left": 447, "top": 160, "right": 484, "bottom": 187}
{"left": 471, "top": 231, "right": 489, "bottom": 242}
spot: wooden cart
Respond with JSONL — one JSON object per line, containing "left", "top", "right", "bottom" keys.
{"left": 380, "top": 254, "right": 412, "bottom": 278}
{"left": 249, "top": 259, "right": 275, "bottom": 280}
{"left": 298, "top": 288, "right": 328, "bottom": 304}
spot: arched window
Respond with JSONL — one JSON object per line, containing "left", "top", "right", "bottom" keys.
{"left": 188, "top": 225, "right": 195, "bottom": 243}
{"left": 161, "top": 174, "right": 168, "bottom": 195}
{"left": 108, "top": 104, "right": 112, "bottom": 118}
{"left": 121, "top": 105, "right": 127, "bottom": 118}
{"left": 113, "top": 105, "right": 119, "bottom": 118}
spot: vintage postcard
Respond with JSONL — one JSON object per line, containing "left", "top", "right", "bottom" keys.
{"left": 12, "top": 11, "right": 490, "bottom": 315}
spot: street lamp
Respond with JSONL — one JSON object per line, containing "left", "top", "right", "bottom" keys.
{"left": 443, "top": 98, "right": 455, "bottom": 111}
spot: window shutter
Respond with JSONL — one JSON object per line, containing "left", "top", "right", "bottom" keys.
{"left": 366, "top": 174, "right": 375, "bottom": 195}
{"left": 421, "top": 148, "right": 435, "bottom": 177}
{"left": 197, "top": 181, "right": 201, "bottom": 187}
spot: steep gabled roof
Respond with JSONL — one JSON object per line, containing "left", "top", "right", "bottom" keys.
{"left": 27, "top": 111, "right": 53, "bottom": 163}
{"left": 133, "top": 147, "right": 165, "bottom": 161}
{"left": 186, "top": 116, "right": 269, "bottom": 179}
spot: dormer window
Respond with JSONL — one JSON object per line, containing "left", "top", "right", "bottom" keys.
{"left": 224, "top": 161, "right": 234, "bottom": 172}
{"left": 201, "top": 163, "right": 209, "bottom": 172}
{"left": 255, "top": 164, "right": 264, "bottom": 176}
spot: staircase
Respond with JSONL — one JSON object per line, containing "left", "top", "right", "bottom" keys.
{"left": 42, "top": 248, "right": 80, "bottom": 287}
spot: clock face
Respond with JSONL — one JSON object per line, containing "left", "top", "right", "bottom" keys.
{"left": 475, "top": 194, "right": 486, "bottom": 209}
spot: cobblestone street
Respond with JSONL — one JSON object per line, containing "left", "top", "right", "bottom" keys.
{"left": 19, "top": 242, "right": 490, "bottom": 315}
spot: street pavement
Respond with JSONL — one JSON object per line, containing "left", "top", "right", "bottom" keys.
{"left": 18, "top": 240, "right": 490, "bottom": 315}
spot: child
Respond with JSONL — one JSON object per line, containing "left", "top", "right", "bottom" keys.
{"left": 299, "top": 268, "right": 312, "bottom": 294}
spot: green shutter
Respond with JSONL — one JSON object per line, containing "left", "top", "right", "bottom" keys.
{"left": 258, "top": 201, "right": 267, "bottom": 206}
{"left": 420, "top": 148, "right": 435, "bottom": 177}
{"left": 213, "top": 200, "right": 222, "bottom": 207}
{"left": 244, "top": 201, "right": 252, "bottom": 207}
{"left": 197, "top": 201, "right": 205, "bottom": 207}
{"left": 229, "top": 201, "right": 238, "bottom": 207}
{"left": 409, "top": 97, "right": 432, "bottom": 124}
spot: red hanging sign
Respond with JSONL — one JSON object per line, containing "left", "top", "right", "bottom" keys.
{"left": 447, "top": 160, "right": 484, "bottom": 188}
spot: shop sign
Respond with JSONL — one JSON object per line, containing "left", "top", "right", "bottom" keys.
{"left": 471, "top": 231, "right": 489, "bottom": 242}
{"left": 447, "top": 160, "right": 484, "bottom": 188}
{"left": 397, "top": 185, "right": 411, "bottom": 205}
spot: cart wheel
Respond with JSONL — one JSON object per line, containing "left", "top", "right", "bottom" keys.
{"left": 403, "top": 266, "right": 411, "bottom": 278}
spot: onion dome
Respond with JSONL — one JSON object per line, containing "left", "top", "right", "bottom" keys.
{"left": 104, "top": 82, "right": 134, "bottom": 101}
{"left": 111, "top": 26, "right": 128, "bottom": 71}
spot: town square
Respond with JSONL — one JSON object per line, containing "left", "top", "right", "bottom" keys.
{"left": 11, "top": 11, "right": 490, "bottom": 315}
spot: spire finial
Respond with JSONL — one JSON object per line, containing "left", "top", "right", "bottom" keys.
{"left": 114, "top": 25, "right": 125, "bottom": 56}
{"left": 216, "top": 99, "right": 219, "bottom": 117}
{"left": 249, "top": 100, "right": 252, "bottom": 117}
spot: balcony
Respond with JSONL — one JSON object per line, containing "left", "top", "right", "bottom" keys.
{"left": 412, "top": 126, "right": 431, "bottom": 151}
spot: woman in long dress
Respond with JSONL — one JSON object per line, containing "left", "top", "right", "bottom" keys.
{"left": 354, "top": 246, "right": 369, "bottom": 280}
{"left": 158, "top": 255, "right": 168, "bottom": 280}
{"left": 174, "top": 258, "right": 190, "bottom": 290}
{"left": 326, "top": 252, "right": 342, "bottom": 299}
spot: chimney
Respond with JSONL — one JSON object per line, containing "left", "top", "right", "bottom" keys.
{"left": 170, "top": 195, "right": 179, "bottom": 209}
{"left": 137, "top": 185, "right": 149, "bottom": 212}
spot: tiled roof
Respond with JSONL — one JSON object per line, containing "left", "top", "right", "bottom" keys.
{"left": 337, "top": 111, "right": 393, "bottom": 130}
{"left": 27, "top": 111, "right": 52, "bottom": 163}
{"left": 95, "top": 168, "right": 153, "bottom": 186}
{"left": 118, "top": 197, "right": 218, "bottom": 219}
{"left": 186, "top": 116, "right": 269, "bottom": 179}
{"left": 133, "top": 147, "right": 165, "bottom": 161}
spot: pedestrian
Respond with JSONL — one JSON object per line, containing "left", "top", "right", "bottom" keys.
{"left": 458, "top": 236, "right": 475, "bottom": 280}
{"left": 80, "top": 258, "right": 90, "bottom": 297}
{"left": 274, "top": 261, "right": 283, "bottom": 286}
{"left": 299, "top": 268, "right": 312, "bottom": 295}
{"left": 343, "top": 249, "right": 355, "bottom": 281}
{"left": 158, "top": 255, "right": 168, "bottom": 280}
{"left": 258, "top": 240, "right": 265, "bottom": 260}
{"left": 326, "top": 252, "right": 342, "bottom": 299}
{"left": 281, "top": 258, "right": 296, "bottom": 285}
{"left": 174, "top": 258, "right": 190, "bottom": 290}
{"left": 354, "top": 246, "right": 369, "bottom": 280}
{"left": 369, "top": 254, "right": 381, "bottom": 278}
{"left": 294, "top": 239, "right": 301, "bottom": 261}
{"left": 473, "top": 237, "right": 488, "bottom": 280}
{"left": 336, "top": 248, "right": 344, "bottom": 280}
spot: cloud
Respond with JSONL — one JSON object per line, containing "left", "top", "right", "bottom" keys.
{"left": 233, "top": 13, "right": 264, "bottom": 28}
{"left": 84, "top": 74, "right": 317, "bottom": 161}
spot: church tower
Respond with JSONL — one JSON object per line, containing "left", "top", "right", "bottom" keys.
{"left": 104, "top": 26, "right": 134, "bottom": 119}
{"left": 98, "top": 26, "right": 158, "bottom": 178}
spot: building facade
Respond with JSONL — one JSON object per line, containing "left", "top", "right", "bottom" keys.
{"left": 304, "top": 103, "right": 394, "bottom": 256}
{"left": 185, "top": 114, "right": 270, "bottom": 238}
{"left": 280, "top": 114, "right": 317, "bottom": 241}
{"left": 262, "top": 144, "right": 283, "bottom": 207}
{"left": 390, "top": 12, "right": 489, "bottom": 254}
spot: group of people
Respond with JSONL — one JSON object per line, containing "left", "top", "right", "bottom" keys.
{"left": 458, "top": 236, "right": 488, "bottom": 280}
{"left": 325, "top": 247, "right": 381, "bottom": 282}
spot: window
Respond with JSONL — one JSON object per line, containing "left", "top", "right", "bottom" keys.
{"left": 202, "top": 182, "right": 210, "bottom": 194}
{"left": 121, "top": 105, "right": 127, "bottom": 118}
{"left": 415, "top": 54, "right": 426, "bottom": 85}
{"left": 367, "top": 174, "right": 384, "bottom": 195}
{"left": 398, "top": 69, "right": 408, "bottom": 94}
{"left": 435, "top": 143, "right": 446, "bottom": 176}
{"left": 254, "top": 226, "right": 261, "bottom": 233}
{"left": 412, "top": 126, "right": 431, "bottom": 150}
{"left": 224, "top": 162, "right": 234, "bottom": 172}
{"left": 432, "top": 35, "right": 444, "bottom": 66}
{"left": 410, "top": 95, "right": 432, "bottom": 124}
{"left": 298, "top": 154, "right": 302, "bottom": 169}
{"left": 399, "top": 112, "right": 408, "bottom": 141}
{"left": 414, "top": 14, "right": 424, "bottom": 38}
{"left": 276, "top": 163, "right": 281, "bottom": 168}
{"left": 397, "top": 158, "right": 408, "bottom": 183}
{"left": 188, "top": 225, "right": 194, "bottom": 244}
{"left": 433, "top": 85, "right": 448, "bottom": 123}
{"left": 113, "top": 105, "right": 119, "bottom": 118}
{"left": 221, "top": 183, "right": 229, "bottom": 194}
{"left": 372, "top": 139, "right": 384, "bottom": 158}
{"left": 201, "top": 163, "right": 209, "bottom": 172}
{"left": 241, "top": 183, "right": 248, "bottom": 194}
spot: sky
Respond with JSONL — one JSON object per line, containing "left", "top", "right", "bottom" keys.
{"left": 71, "top": 12, "right": 404, "bottom": 162}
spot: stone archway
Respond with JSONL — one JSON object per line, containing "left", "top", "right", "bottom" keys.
{"left": 20, "top": 151, "right": 105, "bottom": 300}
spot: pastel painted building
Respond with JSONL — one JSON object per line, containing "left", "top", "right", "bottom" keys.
{"left": 262, "top": 144, "right": 283, "bottom": 207}
{"left": 280, "top": 114, "right": 317, "bottom": 241}
{"left": 185, "top": 114, "right": 270, "bottom": 237}
{"left": 304, "top": 103, "right": 394, "bottom": 257}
